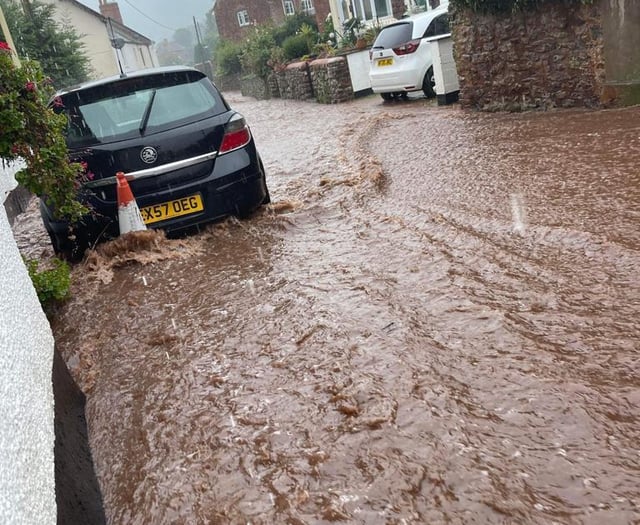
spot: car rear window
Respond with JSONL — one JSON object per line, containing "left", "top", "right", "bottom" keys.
{"left": 372, "top": 22, "right": 414, "bottom": 49}
{"left": 57, "top": 71, "right": 225, "bottom": 147}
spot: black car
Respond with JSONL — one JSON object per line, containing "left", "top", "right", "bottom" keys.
{"left": 42, "top": 66, "right": 270, "bottom": 259}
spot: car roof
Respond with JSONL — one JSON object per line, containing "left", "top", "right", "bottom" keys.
{"left": 54, "top": 66, "right": 204, "bottom": 97}
{"left": 384, "top": 4, "right": 448, "bottom": 34}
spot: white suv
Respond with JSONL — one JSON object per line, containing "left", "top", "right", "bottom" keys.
{"left": 369, "top": 5, "right": 450, "bottom": 100}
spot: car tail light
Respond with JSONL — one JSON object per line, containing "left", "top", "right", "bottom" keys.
{"left": 220, "top": 114, "right": 251, "bottom": 154}
{"left": 393, "top": 39, "right": 421, "bottom": 56}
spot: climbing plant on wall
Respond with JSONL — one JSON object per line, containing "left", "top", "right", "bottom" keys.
{"left": 0, "top": 42, "right": 87, "bottom": 221}
{"left": 449, "top": 0, "right": 592, "bottom": 13}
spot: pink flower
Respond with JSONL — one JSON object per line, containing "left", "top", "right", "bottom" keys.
{"left": 85, "top": 171, "right": 95, "bottom": 181}
{"left": 80, "top": 161, "right": 88, "bottom": 170}
{"left": 0, "top": 42, "right": 10, "bottom": 52}
{"left": 25, "top": 81, "right": 36, "bottom": 92}
{"left": 52, "top": 96, "right": 64, "bottom": 108}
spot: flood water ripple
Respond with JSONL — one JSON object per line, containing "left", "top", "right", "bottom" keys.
{"left": 31, "top": 95, "right": 640, "bottom": 524}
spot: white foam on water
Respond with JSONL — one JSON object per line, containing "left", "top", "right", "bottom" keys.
{"left": 510, "top": 193, "right": 526, "bottom": 234}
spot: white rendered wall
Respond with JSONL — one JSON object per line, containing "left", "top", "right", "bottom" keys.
{"left": 430, "top": 35, "right": 459, "bottom": 95}
{"left": 42, "top": 0, "right": 119, "bottom": 80}
{"left": 0, "top": 163, "right": 56, "bottom": 524}
{"left": 346, "top": 49, "right": 372, "bottom": 92}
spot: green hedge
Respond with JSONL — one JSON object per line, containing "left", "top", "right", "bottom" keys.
{"left": 449, "top": 0, "right": 592, "bottom": 13}
{"left": 282, "top": 34, "right": 311, "bottom": 60}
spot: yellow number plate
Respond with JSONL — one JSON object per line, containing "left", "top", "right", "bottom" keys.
{"left": 140, "top": 194, "right": 204, "bottom": 224}
{"left": 377, "top": 58, "right": 393, "bottom": 67}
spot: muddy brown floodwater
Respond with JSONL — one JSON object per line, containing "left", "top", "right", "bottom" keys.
{"left": 13, "top": 94, "right": 640, "bottom": 524}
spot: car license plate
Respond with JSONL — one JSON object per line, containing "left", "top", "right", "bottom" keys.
{"left": 377, "top": 58, "right": 393, "bottom": 67}
{"left": 140, "top": 194, "right": 204, "bottom": 224}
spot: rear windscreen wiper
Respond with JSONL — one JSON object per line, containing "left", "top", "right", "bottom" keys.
{"left": 139, "top": 89, "right": 157, "bottom": 135}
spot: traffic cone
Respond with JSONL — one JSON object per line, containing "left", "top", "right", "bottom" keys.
{"left": 116, "top": 171, "right": 147, "bottom": 234}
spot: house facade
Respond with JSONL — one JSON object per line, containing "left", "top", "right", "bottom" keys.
{"left": 214, "top": 0, "right": 331, "bottom": 42}
{"left": 214, "top": 0, "right": 441, "bottom": 44}
{"left": 40, "top": 0, "right": 158, "bottom": 80}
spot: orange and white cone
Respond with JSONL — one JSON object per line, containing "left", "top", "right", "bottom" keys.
{"left": 116, "top": 171, "right": 147, "bottom": 234}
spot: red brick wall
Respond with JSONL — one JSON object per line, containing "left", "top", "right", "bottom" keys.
{"left": 215, "top": 0, "right": 282, "bottom": 42}
{"left": 215, "top": 0, "right": 332, "bottom": 41}
{"left": 309, "top": 0, "right": 331, "bottom": 32}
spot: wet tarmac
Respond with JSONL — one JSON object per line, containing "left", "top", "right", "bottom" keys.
{"left": 12, "top": 93, "right": 640, "bottom": 524}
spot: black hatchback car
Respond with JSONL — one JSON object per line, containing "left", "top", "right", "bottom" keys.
{"left": 42, "top": 66, "right": 270, "bottom": 259}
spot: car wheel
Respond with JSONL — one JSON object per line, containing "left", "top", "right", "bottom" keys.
{"left": 380, "top": 92, "right": 394, "bottom": 101}
{"left": 259, "top": 159, "right": 270, "bottom": 205}
{"left": 422, "top": 67, "right": 436, "bottom": 98}
{"left": 47, "top": 229, "right": 87, "bottom": 262}
{"left": 262, "top": 187, "right": 271, "bottom": 205}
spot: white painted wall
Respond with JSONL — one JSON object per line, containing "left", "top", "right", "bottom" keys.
{"left": 345, "top": 49, "right": 372, "bottom": 92}
{"left": 42, "top": 0, "right": 158, "bottom": 81}
{"left": 0, "top": 163, "right": 56, "bottom": 524}
{"left": 430, "top": 35, "right": 459, "bottom": 95}
{"left": 116, "top": 36, "right": 157, "bottom": 73}
{"left": 44, "top": 0, "right": 120, "bottom": 79}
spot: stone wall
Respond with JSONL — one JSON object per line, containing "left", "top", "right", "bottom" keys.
{"left": 277, "top": 61, "right": 315, "bottom": 101}
{"left": 310, "top": 57, "right": 354, "bottom": 103}
{"left": 215, "top": 73, "right": 242, "bottom": 93}
{"left": 240, "top": 74, "right": 271, "bottom": 100}
{"left": 240, "top": 57, "right": 355, "bottom": 104}
{"left": 451, "top": 2, "right": 605, "bottom": 110}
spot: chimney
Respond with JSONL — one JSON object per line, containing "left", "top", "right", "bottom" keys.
{"left": 98, "top": 0, "right": 123, "bottom": 25}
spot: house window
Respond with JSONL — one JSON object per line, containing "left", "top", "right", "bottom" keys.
{"left": 301, "top": 0, "right": 315, "bottom": 14}
{"left": 352, "top": 0, "right": 391, "bottom": 21}
{"left": 283, "top": 0, "right": 295, "bottom": 15}
{"left": 237, "top": 10, "right": 250, "bottom": 26}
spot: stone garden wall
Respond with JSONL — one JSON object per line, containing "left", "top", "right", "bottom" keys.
{"left": 213, "top": 73, "right": 242, "bottom": 93}
{"left": 239, "top": 74, "right": 270, "bottom": 100}
{"left": 451, "top": 2, "right": 605, "bottom": 110}
{"left": 310, "top": 57, "right": 354, "bottom": 104}
{"left": 275, "top": 61, "right": 315, "bottom": 101}
{"left": 239, "top": 56, "right": 355, "bottom": 105}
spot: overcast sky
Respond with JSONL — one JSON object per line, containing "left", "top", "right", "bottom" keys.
{"left": 75, "top": 0, "right": 212, "bottom": 42}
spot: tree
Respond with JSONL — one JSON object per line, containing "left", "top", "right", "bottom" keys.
{"left": 155, "top": 38, "right": 188, "bottom": 66}
{"left": 172, "top": 27, "right": 195, "bottom": 50}
{"left": 0, "top": 0, "right": 90, "bottom": 88}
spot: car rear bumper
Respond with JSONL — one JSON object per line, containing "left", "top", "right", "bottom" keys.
{"left": 369, "top": 55, "right": 431, "bottom": 93}
{"left": 369, "top": 67, "right": 423, "bottom": 93}
{"left": 41, "top": 146, "right": 268, "bottom": 246}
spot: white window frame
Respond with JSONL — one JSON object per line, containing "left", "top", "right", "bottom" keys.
{"left": 301, "top": 0, "right": 315, "bottom": 15}
{"left": 237, "top": 9, "right": 250, "bottom": 26}
{"left": 283, "top": 0, "right": 295, "bottom": 15}
{"left": 353, "top": 0, "right": 391, "bottom": 21}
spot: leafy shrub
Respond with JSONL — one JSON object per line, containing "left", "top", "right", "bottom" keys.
{"left": 282, "top": 34, "right": 312, "bottom": 60}
{"left": 214, "top": 40, "right": 243, "bottom": 76}
{"left": 26, "top": 258, "right": 71, "bottom": 309}
{"left": 240, "top": 25, "right": 277, "bottom": 79}
{"left": 273, "top": 13, "right": 318, "bottom": 45}
{"left": 0, "top": 42, "right": 86, "bottom": 222}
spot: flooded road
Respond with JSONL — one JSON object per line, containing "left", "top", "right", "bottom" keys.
{"left": 16, "top": 94, "right": 640, "bottom": 523}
